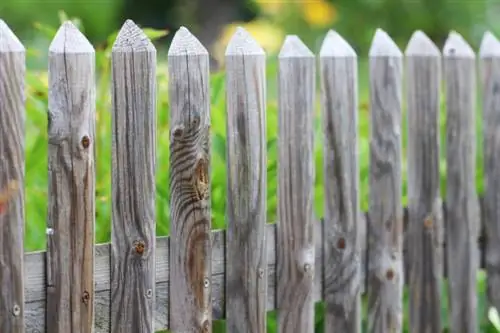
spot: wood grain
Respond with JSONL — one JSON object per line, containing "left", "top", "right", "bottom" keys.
{"left": 277, "top": 35, "right": 316, "bottom": 333}
{"left": 110, "top": 19, "right": 157, "bottom": 333}
{"left": 405, "top": 30, "right": 443, "bottom": 333}
{"left": 443, "top": 31, "right": 479, "bottom": 333}
{"left": 18, "top": 204, "right": 486, "bottom": 332}
{"left": 367, "top": 28, "right": 404, "bottom": 333}
{"left": 0, "top": 19, "right": 25, "bottom": 333}
{"left": 319, "top": 30, "right": 361, "bottom": 333}
{"left": 480, "top": 31, "right": 500, "bottom": 315}
{"left": 168, "top": 26, "right": 212, "bottom": 332}
{"left": 225, "top": 27, "right": 268, "bottom": 333}
{"left": 46, "top": 21, "right": 96, "bottom": 333}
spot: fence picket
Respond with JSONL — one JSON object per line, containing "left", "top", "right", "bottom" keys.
{"left": 0, "top": 19, "right": 26, "bottom": 333}
{"left": 480, "top": 30, "right": 500, "bottom": 317}
{"left": 46, "top": 21, "right": 96, "bottom": 333}
{"left": 276, "top": 35, "right": 316, "bottom": 333}
{"left": 225, "top": 27, "right": 268, "bottom": 333}
{"left": 443, "top": 31, "right": 479, "bottom": 333}
{"left": 367, "top": 28, "right": 404, "bottom": 332}
{"left": 110, "top": 19, "right": 157, "bottom": 333}
{"left": 405, "top": 30, "right": 443, "bottom": 332}
{"left": 168, "top": 26, "right": 213, "bottom": 332}
{"left": 319, "top": 30, "right": 361, "bottom": 333}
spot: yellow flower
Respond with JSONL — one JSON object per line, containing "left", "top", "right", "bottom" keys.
{"left": 213, "top": 20, "right": 285, "bottom": 66}
{"left": 302, "top": 0, "right": 337, "bottom": 27}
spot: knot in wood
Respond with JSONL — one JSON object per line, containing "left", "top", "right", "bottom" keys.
{"left": 133, "top": 240, "right": 146, "bottom": 255}
{"left": 386, "top": 268, "right": 395, "bottom": 280}
{"left": 258, "top": 268, "right": 264, "bottom": 278}
{"left": 81, "top": 291, "right": 90, "bottom": 304}
{"left": 172, "top": 125, "right": 184, "bottom": 140}
{"left": 193, "top": 157, "right": 209, "bottom": 201}
{"left": 202, "top": 320, "right": 210, "bottom": 332}
{"left": 146, "top": 289, "right": 153, "bottom": 298}
{"left": 81, "top": 135, "right": 90, "bottom": 149}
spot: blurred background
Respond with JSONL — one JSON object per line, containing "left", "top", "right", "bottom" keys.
{"left": 1, "top": 0, "right": 497, "bottom": 69}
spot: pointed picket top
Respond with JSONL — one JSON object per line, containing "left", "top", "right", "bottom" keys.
{"left": 225, "top": 26, "right": 265, "bottom": 56}
{"left": 405, "top": 30, "right": 440, "bottom": 56}
{"left": 49, "top": 21, "right": 94, "bottom": 54}
{"left": 0, "top": 19, "right": 24, "bottom": 52}
{"left": 319, "top": 30, "right": 356, "bottom": 57}
{"left": 443, "top": 31, "right": 475, "bottom": 58}
{"left": 479, "top": 31, "right": 500, "bottom": 58}
{"left": 113, "top": 19, "right": 154, "bottom": 51}
{"left": 369, "top": 28, "right": 402, "bottom": 57}
{"left": 279, "top": 35, "right": 314, "bottom": 58}
{"left": 168, "top": 26, "right": 208, "bottom": 56}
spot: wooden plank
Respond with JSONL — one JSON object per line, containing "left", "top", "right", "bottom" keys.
{"left": 46, "top": 21, "right": 96, "bottom": 333}
{"left": 443, "top": 31, "right": 479, "bottom": 333}
{"left": 319, "top": 30, "right": 361, "bottom": 333}
{"left": 277, "top": 35, "right": 316, "bottom": 333}
{"left": 110, "top": 19, "right": 157, "bottom": 333}
{"left": 225, "top": 27, "right": 268, "bottom": 332}
{"left": 0, "top": 19, "right": 26, "bottom": 333}
{"left": 405, "top": 30, "right": 443, "bottom": 332}
{"left": 167, "top": 26, "right": 212, "bottom": 332}
{"left": 479, "top": 31, "right": 500, "bottom": 313}
{"left": 366, "top": 28, "right": 404, "bottom": 332}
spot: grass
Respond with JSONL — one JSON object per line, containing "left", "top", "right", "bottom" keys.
{"left": 19, "top": 22, "right": 493, "bottom": 332}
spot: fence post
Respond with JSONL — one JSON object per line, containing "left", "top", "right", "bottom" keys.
{"left": 225, "top": 27, "right": 268, "bottom": 332}
{"left": 405, "top": 30, "right": 443, "bottom": 332}
{"left": 110, "top": 19, "right": 157, "bottom": 333}
{"left": 366, "top": 28, "right": 403, "bottom": 332}
{"left": 277, "top": 35, "right": 315, "bottom": 333}
{"left": 168, "top": 26, "right": 212, "bottom": 332}
{"left": 46, "top": 21, "right": 96, "bottom": 332}
{"left": 0, "top": 19, "right": 25, "bottom": 333}
{"left": 319, "top": 30, "right": 361, "bottom": 333}
{"left": 480, "top": 30, "right": 500, "bottom": 316}
{"left": 443, "top": 31, "right": 479, "bottom": 333}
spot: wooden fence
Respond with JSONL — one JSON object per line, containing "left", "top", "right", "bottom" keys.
{"left": 0, "top": 17, "right": 498, "bottom": 333}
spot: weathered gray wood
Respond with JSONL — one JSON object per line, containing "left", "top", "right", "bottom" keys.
{"left": 225, "top": 27, "right": 268, "bottom": 333}
{"left": 19, "top": 205, "right": 486, "bottom": 332}
{"left": 319, "top": 30, "right": 361, "bottom": 333}
{"left": 405, "top": 30, "right": 443, "bottom": 333}
{"left": 46, "top": 21, "right": 95, "bottom": 333}
{"left": 443, "top": 31, "right": 479, "bottom": 333}
{"left": 0, "top": 19, "right": 25, "bottom": 333}
{"left": 277, "top": 35, "right": 316, "bottom": 333}
{"left": 479, "top": 31, "right": 500, "bottom": 314}
{"left": 110, "top": 19, "right": 156, "bottom": 333}
{"left": 367, "top": 28, "right": 403, "bottom": 332}
{"left": 168, "top": 26, "right": 212, "bottom": 332}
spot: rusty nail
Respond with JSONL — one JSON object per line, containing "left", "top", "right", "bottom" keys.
{"left": 337, "top": 237, "right": 346, "bottom": 249}
{"left": 12, "top": 304, "right": 20, "bottom": 316}
{"left": 81, "top": 291, "right": 90, "bottom": 304}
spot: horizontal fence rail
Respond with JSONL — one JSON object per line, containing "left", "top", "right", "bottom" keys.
{"left": 0, "top": 17, "right": 497, "bottom": 333}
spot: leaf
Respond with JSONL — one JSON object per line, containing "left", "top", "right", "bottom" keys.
{"left": 489, "top": 307, "right": 500, "bottom": 332}
{"left": 142, "top": 28, "right": 169, "bottom": 41}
